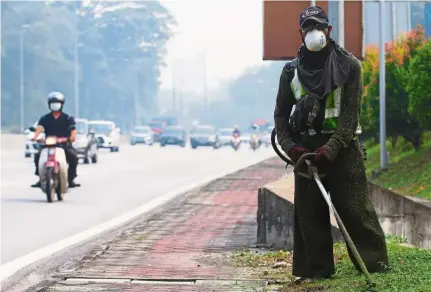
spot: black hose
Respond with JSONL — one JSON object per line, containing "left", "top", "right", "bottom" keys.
{"left": 270, "top": 127, "right": 294, "bottom": 166}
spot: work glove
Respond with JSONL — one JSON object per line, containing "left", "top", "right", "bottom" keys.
{"left": 314, "top": 142, "right": 339, "bottom": 171}
{"left": 287, "top": 145, "right": 309, "bottom": 163}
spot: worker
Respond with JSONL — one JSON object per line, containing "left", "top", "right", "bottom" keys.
{"left": 273, "top": 6, "right": 389, "bottom": 284}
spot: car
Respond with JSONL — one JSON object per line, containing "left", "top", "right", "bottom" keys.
{"left": 217, "top": 128, "right": 234, "bottom": 147}
{"left": 189, "top": 125, "right": 218, "bottom": 149}
{"left": 24, "top": 121, "right": 44, "bottom": 158}
{"left": 159, "top": 126, "right": 187, "bottom": 147}
{"left": 240, "top": 132, "right": 252, "bottom": 144}
{"left": 150, "top": 116, "right": 178, "bottom": 126}
{"left": 89, "top": 120, "right": 121, "bottom": 152}
{"left": 260, "top": 126, "right": 275, "bottom": 147}
{"left": 148, "top": 120, "right": 166, "bottom": 143}
{"left": 130, "top": 126, "right": 154, "bottom": 146}
{"left": 73, "top": 118, "right": 98, "bottom": 164}
{"left": 260, "top": 132, "right": 272, "bottom": 147}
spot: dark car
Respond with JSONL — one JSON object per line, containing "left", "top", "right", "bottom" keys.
{"left": 148, "top": 120, "right": 166, "bottom": 143}
{"left": 189, "top": 125, "right": 218, "bottom": 149}
{"left": 159, "top": 126, "right": 187, "bottom": 147}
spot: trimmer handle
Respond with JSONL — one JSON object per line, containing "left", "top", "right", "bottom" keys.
{"left": 294, "top": 153, "right": 327, "bottom": 180}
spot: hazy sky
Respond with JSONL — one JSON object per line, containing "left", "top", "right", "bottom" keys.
{"left": 159, "top": 0, "right": 264, "bottom": 93}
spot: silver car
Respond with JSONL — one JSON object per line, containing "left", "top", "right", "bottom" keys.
{"left": 217, "top": 128, "right": 234, "bottom": 147}
{"left": 73, "top": 119, "right": 98, "bottom": 164}
{"left": 130, "top": 126, "right": 154, "bottom": 146}
{"left": 24, "top": 121, "right": 44, "bottom": 158}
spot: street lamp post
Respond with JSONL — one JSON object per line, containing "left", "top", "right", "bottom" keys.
{"left": 203, "top": 51, "right": 207, "bottom": 109}
{"left": 379, "top": 0, "right": 388, "bottom": 169}
{"left": 20, "top": 24, "right": 30, "bottom": 133}
{"left": 74, "top": 20, "right": 80, "bottom": 119}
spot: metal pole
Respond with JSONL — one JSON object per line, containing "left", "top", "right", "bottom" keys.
{"left": 172, "top": 58, "right": 176, "bottom": 112}
{"left": 20, "top": 28, "right": 24, "bottom": 132}
{"left": 74, "top": 19, "right": 79, "bottom": 118}
{"left": 407, "top": 1, "right": 411, "bottom": 31}
{"left": 392, "top": 2, "right": 397, "bottom": 40}
{"left": 379, "top": 0, "right": 388, "bottom": 169}
{"left": 172, "top": 88, "right": 176, "bottom": 111}
{"left": 338, "top": 0, "right": 345, "bottom": 47}
{"left": 311, "top": 0, "right": 316, "bottom": 6}
{"left": 362, "top": 0, "right": 366, "bottom": 58}
{"left": 203, "top": 52, "right": 207, "bottom": 109}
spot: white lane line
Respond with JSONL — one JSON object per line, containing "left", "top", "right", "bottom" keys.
{"left": 0, "top": 154, "right": 274, "bottom": 281}
{"left": 1, "top": 182, "right": 21, "bottom": 187}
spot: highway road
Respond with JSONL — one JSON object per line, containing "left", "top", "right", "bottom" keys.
{"left": 1, "top": 135, "right": 275, "bottom": 265}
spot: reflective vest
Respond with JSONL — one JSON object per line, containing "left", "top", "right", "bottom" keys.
{"left": 290, "top": 68, "right": 362, "bottom": 135}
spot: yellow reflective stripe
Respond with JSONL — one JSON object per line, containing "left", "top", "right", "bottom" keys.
{"left": 324, "top": 88, "right": 341, "bottom": 118}
{"left": 291, "top": 69, "right": 303, "bottom": 100}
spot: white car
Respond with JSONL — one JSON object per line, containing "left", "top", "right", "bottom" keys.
{"left": 130, "top": 126, "right": 154, "bottom": 145}
{"left": 73, "top": 118, "right": 98, "bottom": 164}
{"left": 88, "top": 120, "right": 121, "bottom": 152}
{"left": 240, "top": 133, "right": 252, "bottom": 144}
{"left": 24, "top": 122, "right": 44, "bottom": 158}
{"left": 217, "top": 128, "right": 234, "bottom": 147}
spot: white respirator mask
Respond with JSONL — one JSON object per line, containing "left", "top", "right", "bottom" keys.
{"left": 304, "top": 29, "right": 327, "bottom": 52}
{"left": 49, "top": 102, "right": 62, "bottom": 112}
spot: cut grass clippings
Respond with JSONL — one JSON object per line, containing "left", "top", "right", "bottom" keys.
{"left": 365, "top": 132, "right": 431, "bottom": 199}
{"left": 232, "top": 236, "right": 431, "bottom": 292}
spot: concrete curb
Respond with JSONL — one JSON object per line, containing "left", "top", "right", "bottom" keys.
{"left": 257, "top": 172, "right": 343, "bottom": 250}
{"left": 256, "top": 170, "right": 431, "bottom": 250}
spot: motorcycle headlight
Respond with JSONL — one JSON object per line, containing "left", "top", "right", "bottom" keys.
{"left": 48, "top": 148, "right": 55, "bottom": 155}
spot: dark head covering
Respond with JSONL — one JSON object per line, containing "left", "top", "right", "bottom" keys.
{"left": 299, "top": 6, "right": 329, "bottom": 28}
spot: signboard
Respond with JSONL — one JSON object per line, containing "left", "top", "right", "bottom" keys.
{"left": 263, "top": 0, "right": 363, "bottom": 60}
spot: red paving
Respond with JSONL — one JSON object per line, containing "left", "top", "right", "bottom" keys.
{"left": 37, "top": 158, "right": 286, "bottom": 292}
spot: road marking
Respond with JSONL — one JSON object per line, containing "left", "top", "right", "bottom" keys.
{"left": 0, "top": 154, "right": 275, "bottom": 281}
{"left": 1, "top": 182, "right": 20, "bottom": 187}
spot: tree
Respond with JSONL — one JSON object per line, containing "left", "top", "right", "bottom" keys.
{"left": 360, "top": 26, "right": 426, "bottom": 150}
{"left": 407, "top": 40, "right": 431, "bottom": 130}
{"left": 1, "top": 1, "right": 176, "bottom": 132}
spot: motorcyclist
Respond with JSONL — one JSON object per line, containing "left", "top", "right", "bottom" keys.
{"left": 31, "top": 92, "right": 80, "bottom": 188}
{"left": 232, "top": 125, "right": 241, "bottom": 137}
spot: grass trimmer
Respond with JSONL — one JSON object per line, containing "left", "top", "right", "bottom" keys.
{"left": 271, "top": 128, "right": 376, "bottom": 290}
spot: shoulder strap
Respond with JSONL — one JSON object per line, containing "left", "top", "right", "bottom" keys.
{"left": 282, "top": 57, "right": 298, "bottom": 85}
{"left": 289, "top": 57, "right": 298, "bottom": 68}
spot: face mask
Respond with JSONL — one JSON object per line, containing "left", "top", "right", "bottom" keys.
{"left": 50, "top": 102, "right": 62, "bottom": 112}
{"left": 304, "top": 29, "right": 327, "bottom": 52}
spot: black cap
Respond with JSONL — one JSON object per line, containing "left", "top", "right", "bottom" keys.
{"left": 299, "top": 6, "right": 329, "bottom": 28}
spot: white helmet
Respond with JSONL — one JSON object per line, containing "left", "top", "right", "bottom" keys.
{"left": 47, "top": 92, "right": 65, "bottom": 112}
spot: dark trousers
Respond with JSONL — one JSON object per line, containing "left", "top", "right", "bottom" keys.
{"left": 34, "top": 145, "right": 78, "bottom": 182}
{"left": 292, "top": 137, "right": 389, "bottom": 278}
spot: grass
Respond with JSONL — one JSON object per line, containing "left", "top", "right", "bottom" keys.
{"left": 232, "top": 236, "right": 431, "bottom": 292}
{"left": 364, "top": 132, "right": 431, "bottom": 199}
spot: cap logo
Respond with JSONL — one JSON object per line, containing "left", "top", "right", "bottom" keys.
{"left": 303, "top": 9, "right": 319, "bottom": 17}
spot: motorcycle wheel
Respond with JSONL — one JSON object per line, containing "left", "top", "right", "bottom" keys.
{"left": 83, "top": 151, "right": 90, "bottom": 164}
{"left": 56, "top": 173, "right": 64, "bottom": 201}
{"left": 91, "top": 154, "right": 98, "bottom": 163}
{"left": 45, "top": 168, "right": 56, "bottom": 203}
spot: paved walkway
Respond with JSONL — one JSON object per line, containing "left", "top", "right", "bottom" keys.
{"left": 30, "top": 157, "right": 287, "bottom": 292}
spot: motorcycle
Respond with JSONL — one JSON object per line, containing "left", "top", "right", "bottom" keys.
{"left": 250, "top": 134, "right": 260, "bottom": 151}
{"left": 231, "top": 133, "right": 240, "bottom": 151}
{"left": 38, "top": 136, "right": 71, "bottom": 203}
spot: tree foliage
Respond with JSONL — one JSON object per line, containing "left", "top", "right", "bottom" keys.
{"left": 1, "top": 1, "right": 176, "bottom": 131}
{"left": 361, "top": 26, "right": 429, "bottom": 150}
{"left": 406, "top": 40, "right": 431, "bottom": 130}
